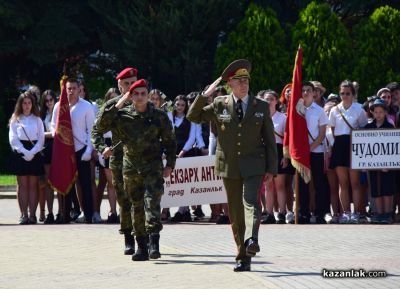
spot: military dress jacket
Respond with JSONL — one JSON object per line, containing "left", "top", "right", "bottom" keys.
{"left": 187, "top": 94, "right": 277, "bottom": 178}
{"left": 95, "top": 102, "right": 176, "bottom": 175}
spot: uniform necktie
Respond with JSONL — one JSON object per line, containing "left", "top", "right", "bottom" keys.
{"left": 236, "top": 99, "right": 243, "bottom": 122}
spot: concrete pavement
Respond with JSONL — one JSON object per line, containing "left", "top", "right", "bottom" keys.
{"left": 0, "top": 197, "right": 399, "bottom": 289}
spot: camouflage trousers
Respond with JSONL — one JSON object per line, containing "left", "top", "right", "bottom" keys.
{"left": 123, "top": 169, "right": 164, "bottom": 237}
{"left": 110, "top": 157, "right": 132, "bottom": 235}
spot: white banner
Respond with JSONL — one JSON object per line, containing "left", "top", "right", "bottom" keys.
{"left": 161, "top": 155, "right": 227, "bottom": 207}
{"left": 351, "top": 129, "right": 400, "bottom": 170}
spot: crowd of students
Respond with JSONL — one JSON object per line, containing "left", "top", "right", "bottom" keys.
{"left": 258, "top": 80, "right": 400, "bottom": 225}
{"left": 8, "top": 78, "right": 400, "bottom": 225}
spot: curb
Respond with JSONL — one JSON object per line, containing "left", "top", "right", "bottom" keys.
{"left": 0, "top": 186, "right": 16, "bottom": 192}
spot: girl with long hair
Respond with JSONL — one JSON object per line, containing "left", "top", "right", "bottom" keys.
{"left": 9, "top": 91, "right": 45, "bottom": 224}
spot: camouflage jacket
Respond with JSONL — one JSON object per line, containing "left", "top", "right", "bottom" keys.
{"left": 92, "top": 95, "right": 129, "bottom": 158}
{"left": 95, "top": 101, "right": 177, "bottom": 174}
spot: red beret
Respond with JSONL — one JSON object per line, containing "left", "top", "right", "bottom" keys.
{"left": 116, "top": 67, "right": 138, "bottom": 80}
{"left": 129, "top": 79, "right": 148, "bottom": 93}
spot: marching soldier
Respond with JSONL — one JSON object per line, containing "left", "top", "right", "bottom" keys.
{"left": 95, "top": 79, "right": 176, "bottom": 261}
{"left": 187, "top": 59, "right": 277, "bottom": 271}
{"left": 92, "top": 68, "right": 138, "bottom": 254}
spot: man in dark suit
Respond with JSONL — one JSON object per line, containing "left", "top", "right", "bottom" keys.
{"left": 187, "top": 59, "right": 277, "bottom": 271}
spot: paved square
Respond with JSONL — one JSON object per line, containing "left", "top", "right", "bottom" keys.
{"left": 0, "top": 199, "right": 399, "bottom": 289}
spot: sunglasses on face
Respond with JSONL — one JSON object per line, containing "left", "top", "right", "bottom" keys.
{"left": 45, "top": 98, "right": 54, "bottom": 103}
{"left": 340, "top": 92, "right": 352, "bottom": 96}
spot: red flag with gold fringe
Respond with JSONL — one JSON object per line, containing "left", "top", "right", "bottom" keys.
{"left": 283, "top": 46, "right": 311, "bottom": 183}
{"left": 48, "top": 75, "right": 77, "bottom": 194}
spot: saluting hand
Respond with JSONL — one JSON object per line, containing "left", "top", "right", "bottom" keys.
{"left": 202, "top": 76, "right": 222, "bottom": 97}
{"left": 115, "top": 91, "right": 131, "bottom": 109}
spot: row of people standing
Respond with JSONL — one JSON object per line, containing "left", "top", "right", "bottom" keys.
{"left": 258, "top": 80, "right": 400, "bottom": 225}
{"left": 8, "top": 80, "right": 119, "bottom": 225}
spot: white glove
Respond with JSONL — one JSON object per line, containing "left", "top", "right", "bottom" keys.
{"left": 81, "top": 150, "right": 92, "bottom": 161}
{"left": 23, "top": 151, "right": 34, "bottom": 161}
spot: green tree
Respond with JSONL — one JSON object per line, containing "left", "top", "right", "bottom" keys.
{"left": 215, "top": 3, "right": 290, "bottom": 93}
{"left": 90, "top": 0, "right": 245, "bottom": 98}
{"left": 353, "top": 5, "right": 400, "bottom": 97}
{"left": 327, "top": 0, "right": 400, "bottom": 28}
{"left": 292, "top": 1, "right": 353, "bottom": 95}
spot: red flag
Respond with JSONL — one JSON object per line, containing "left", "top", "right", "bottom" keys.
{"left": 283, "top": 46, "right": 311, "bottom": 183}
{"left": 48, "top": 75, "right": 77, "bottom": 194}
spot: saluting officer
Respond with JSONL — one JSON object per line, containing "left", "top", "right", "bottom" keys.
{"left": 187, "top": 59, "right": 277, "bottom": 272}
{"left": 92, "top": 67, "right": 138, "bottom": 255}
{"left": 96, "top": 79, "right": 176, "bottom": 262}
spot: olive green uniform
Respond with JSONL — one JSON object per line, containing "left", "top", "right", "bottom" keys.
{"left": 187, "top": 94, "right": 277, "bottom": 262}
{"left": 92, "top": 95, "right": 133, "bottom": 234}
{"left": 96, "top": 102, "right": 176, "bottom": 237}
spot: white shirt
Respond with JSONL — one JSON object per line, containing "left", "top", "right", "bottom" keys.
{"left": 9, "top": 114, "right": 45, "bottom": 154}
{"left": 44, "top": 111, "right": 52, "bottom": 132}
{"left": 232, "top": 94, "right": 249, "bottom": 116}
{"left": 194, "top": 123, "right": 206, "bottom": 149}
{"left": 167, "top": 112, "right": 196, "bottom": 152}
{"left": 91, "top": 101, "right": 99, "bottom": 116}
{"left": 271, "top": 111, "right": 286, "bottom": 144}
{"left": 305, "top": 102, "right": 329, "bottom": 153}
{"left": 352, "top": 101, "right": 363, "bottom": 109}
{"left": 325, "top": 126, "right": 335, "bottom": 150}
{"left": 329, "top": 102, "right": 368, "bottom": 136}
{"left": 208, "top": 131, "right": 217, "bottom": 156}
{"left": 51, "top": 97, "right": 95, "bottom": 153}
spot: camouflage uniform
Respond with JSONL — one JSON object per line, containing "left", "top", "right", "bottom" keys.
{"left": 95, "top": 101, "right": 176, "bottom": 237}
{"left": 92, "top": 95, "right": 133, "bottom": 234}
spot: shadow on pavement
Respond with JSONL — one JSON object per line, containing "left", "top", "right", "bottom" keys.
{"left": 252, "top": 270, "right": 321, "bottom": 277}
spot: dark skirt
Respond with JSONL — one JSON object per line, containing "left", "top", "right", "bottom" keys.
{"left": 277, "top": 143, "right": 295, "bottom": 175}
{"left": 10, "top": 140, "right": 44, "bottom": 176}
{"left": 42, "top": 138, "right": 54, "bottom": 164}
{"left": 368, "top": 171, "right": 396, "bottom": 197}
{"left": 329, "top": 135, "right": 350, "bottom": 169}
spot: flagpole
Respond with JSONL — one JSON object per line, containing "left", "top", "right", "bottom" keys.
{"left": 294, "top": 171, "right": 299, "bottom": 225}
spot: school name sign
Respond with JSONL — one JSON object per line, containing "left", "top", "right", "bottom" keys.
{"left": 351, "top": 129, "right": 400, "bottom": 170}
{"left": 161, "top": 156, "right": 227, "bottom": 207}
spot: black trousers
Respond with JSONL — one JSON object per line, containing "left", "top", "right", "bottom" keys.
{"left": 62, "top": 147, "right": 93, "bottom": 220}
{"left": 299, "top": 152, "right": 330, "bottom": 218}
{"left": 75, "top": 146, "right": 93, "bottom": 219}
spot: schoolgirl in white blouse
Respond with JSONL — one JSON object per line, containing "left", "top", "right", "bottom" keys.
{"left": 261, "top": 90, "right": 293, "bottom": 224}
{"left": 9, "top": 91, "right": 45, "bottom": 225}
{"left": 328, "top": 80, "right": 368, "bottom": 224}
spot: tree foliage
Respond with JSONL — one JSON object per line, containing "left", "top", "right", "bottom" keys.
{"left": 292, "top": 1, "right": 352, "bottom": 94}
{"left": 89, "top": 0, "right": 245, "bottom": 98}
{"left": 215, "top": 3, "right": 290, "bottom": 93}
{"left": 353, "top": 5, "right": 400, "bottom": 96}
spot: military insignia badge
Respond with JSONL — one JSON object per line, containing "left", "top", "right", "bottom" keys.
{"left": 254, "top": 112, "right": 264, "bottom": 118}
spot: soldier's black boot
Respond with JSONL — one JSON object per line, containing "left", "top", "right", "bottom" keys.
{"left": 132, "top": 236, "right": 149, "bottom": 261}
{"left": 149, "top": 233, "right": 161, "bottom": 259}
{"left": 124, "top": 233, "right": 135, "bottom": 255}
